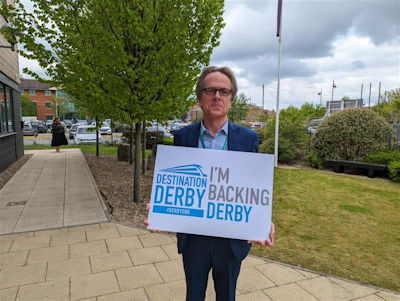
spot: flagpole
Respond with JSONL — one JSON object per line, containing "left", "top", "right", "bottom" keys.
{"left": 320, "top": 89, "right": 322, "bottom": 106}
{"left": 262, "top": 84, "right": 265, "bottom": 110}
{"left": 368, "top": 83, "right": 371, "bottom": 108}
{"left": 274, "top": 0, "right": 283, "bottom": 168}
{"left": 331, "top": 80, "right": 334, "bottom": 101}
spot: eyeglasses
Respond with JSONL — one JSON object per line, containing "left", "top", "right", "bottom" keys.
{"left": 202, "top": 87, "right": 232, "bottom": 97}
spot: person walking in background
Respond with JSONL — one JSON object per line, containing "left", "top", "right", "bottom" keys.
{"left": 51, "top": 116, "right": 68, "bottom": 152}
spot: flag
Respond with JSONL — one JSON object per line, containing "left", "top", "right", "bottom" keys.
{"left": 277, "top": 0, "right": 283, "bottom": 37}
{"left": 333, "top": 83, "right": 337, "bottom": 88}
{"left": 317, "top": 92, "right": 321, "bottom": 96}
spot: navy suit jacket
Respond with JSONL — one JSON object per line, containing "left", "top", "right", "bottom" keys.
{"left": 173, "top": 121, "right": 259, "bottom": 260}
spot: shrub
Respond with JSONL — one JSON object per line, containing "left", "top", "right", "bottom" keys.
{"left": 304, "top": 152, "right": 324, "bottom": 169}
{"left": 163, "top": 137, "right": 174, "bottom": 145}
{"left": 121, "top": 128, "right": 165, "bottom": 149}
{"left": 388, "top": 161, "right": 400, "bottom": 183}
{"left": 259, "top": 137, "right": 296, "bottom": 163}
{"left": 362, "top": 150, "right": 400, "bottom": 165}
{"left": 146, "top": 131, "right": 164, "bottom": 149}
{"left": 256, "top": 129, "right": 265, "bottom": 145}
{"left": 312, "top": 108, "right": 392, "bottom": 162}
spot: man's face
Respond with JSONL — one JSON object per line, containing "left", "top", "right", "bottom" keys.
{"left": 199, "top": 71, "right": 232, "bottom": 120}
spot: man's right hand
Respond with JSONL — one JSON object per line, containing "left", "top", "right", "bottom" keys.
{"left": 144, "top": 203, "right": 164, "bottom": 233}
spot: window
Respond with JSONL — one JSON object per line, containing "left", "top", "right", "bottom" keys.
{"left": 19, "top": 89, "right": 25, "bottom": 93}
{"left": 6, "top": 87, "right": 14, "bottom": 132}
{"left": 29, "top": 89, "right": 36, "bottom": 95}
{"left": 45, "top": 90, "right": 52, "bottom": 96}
{"left": 0, "top": 83, "right": 15, "bottom": 134}
{"left": 45, "top": 102, "right": 51, "bottom": 108}
{"left": 0, "top": 84, "right": 5, "bottom": 133}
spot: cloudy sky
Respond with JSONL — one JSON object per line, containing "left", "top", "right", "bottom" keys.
{"left": 19, "top": 0, "right": 399, "bottom": 110}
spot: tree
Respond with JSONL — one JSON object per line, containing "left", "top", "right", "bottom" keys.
{"left": 299, "top": 102, "right": 326, "bottom": 120}
{"left": 21, "top": 94, "right": 37, "bottom": 116}
{"left": 260, "top": 106, "right": 308, "bottom": 162}
{"left": 229, "top": 93, "right": 249, "bottom": 122}
{"left": 50, "top": 95, "right": 70, "bottom": 119}
{"left": 373, "top": 88, "right": 400, "bottom": 124}
{"left": 2, "top": 0, "right": 224, "bottom": 202}
{"left": 263, "top": 106, "right": 308, "bottom": 149}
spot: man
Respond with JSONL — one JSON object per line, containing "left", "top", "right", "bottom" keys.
{"left": 146, "top": 66, "right": 275, "bottom": 301}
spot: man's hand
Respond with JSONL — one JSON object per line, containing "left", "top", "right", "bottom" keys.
{"left": 144, "top": 203, "right": 165, "bottom": 233}
{"left": 248, "top": 222, "right": 275, "bottom": 246}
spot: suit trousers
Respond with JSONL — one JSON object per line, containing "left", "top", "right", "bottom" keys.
{"left": 182, "top": 235, "right": 243, "bottom": 301}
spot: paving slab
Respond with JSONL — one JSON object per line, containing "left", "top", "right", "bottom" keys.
{"left": 263, "top": 282, "right": 318, "bottom": 301}
{"left": 106, "top": 235, "right": 143, "bottom": 252}
{"left": 115, "top": 264, "right": 164, "bottom": 291}
{"left": 128, "top": 246, "right": 169, "bottom": 266}
{"left": 256, "top": 262, "right": 307, "bottom": 285}
{"left": 16, "top": 279, "right": 69, "bottom": 301}
{"left": 46, "top": 256, "right": 91, "bottom": 281}
{"left": 70, "top": 270, "right": 120, "bottom": 301}
{"left": 90, "top": 251, "right": 133, "bottom": 273}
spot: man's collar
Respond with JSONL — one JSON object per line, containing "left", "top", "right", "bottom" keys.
{"left": 201, "top": 119, "right": 229, "bottom": 136}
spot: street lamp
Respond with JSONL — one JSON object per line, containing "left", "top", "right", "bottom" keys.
{"left": 0, "top": 22, "right": 17, "bottom": 51}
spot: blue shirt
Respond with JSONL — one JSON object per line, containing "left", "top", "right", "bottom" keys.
{"left": 198, "top": 120, "right": 228, "bottom": 150}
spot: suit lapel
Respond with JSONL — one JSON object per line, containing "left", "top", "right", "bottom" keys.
{"left": 187, "top": 122, "right": 201, "bottom": 148}
{"left": 228, "top": 121, "right": 238, "bottom": 151}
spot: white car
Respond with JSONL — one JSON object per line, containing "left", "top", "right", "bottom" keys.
{"left": 147, "top": 124, "right": 172, "bottom": 138}
{"left": 74, "top": 125, "right": 104, "bottom": 145}
{"left": 91, "top": 121, "right": 112, "bottom": 135}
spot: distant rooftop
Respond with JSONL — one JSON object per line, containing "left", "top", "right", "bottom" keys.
{"left": 19, "top": 78, "right": 57, "bottom": 91}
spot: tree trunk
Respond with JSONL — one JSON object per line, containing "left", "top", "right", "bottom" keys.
{"left": 134, "top": 121, "right": 141, "bottom": 202}
{"left": 142, "top": 120, "right": 146, "bottom": 174}
{"left": 110, "top": 118, "right": 113, "bottom": 145}
{"left": 129, "top": 123, "right": 134, "bottom": 164}
{"left": 96, "top": 116, "right": 99, "bottom": 157}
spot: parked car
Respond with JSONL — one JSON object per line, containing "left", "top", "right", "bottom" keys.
{"left": 23, "top": 123, "right": 38, "bottom": 136}
{"left": 147, "top": 124, "right": 172, "bottom": 138}
{"left": 91, "top": 121, "right": 112, "bottom": 135}
{"left": 31, "top": 120, "right": 47, "bottom": 133}
{"left": 69, "top": 123, "right": 86, "bottom": 139}
{"left": 74, "top": 125, "right": 103, "bottom": 145}
{"left": 63, "top": 120, "right": 73, "bottom": 129}
{"left": 46, "top": 120, "right": 53, "bottom": 130}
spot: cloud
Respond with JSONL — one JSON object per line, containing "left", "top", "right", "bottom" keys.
{"left": 351, "top": 60, "right": 366, "bottom": 70}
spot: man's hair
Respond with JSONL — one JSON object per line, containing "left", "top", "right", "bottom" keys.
{"left": 195, "top": 66, "right": 238, "bottom": 101}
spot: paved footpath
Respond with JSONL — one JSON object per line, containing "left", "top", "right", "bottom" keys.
{"left": 0, "top": 149, "right": 108, "bottom": 234}
{"left": 0, "top": 150, "right": 399, "bottom": 300}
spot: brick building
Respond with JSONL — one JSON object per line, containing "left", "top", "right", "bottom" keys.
{"left": 19, "top": 78, "right": 57, "bottom": 120}
{"left": 0, "top": 0, "right": 24, "bottom": 171}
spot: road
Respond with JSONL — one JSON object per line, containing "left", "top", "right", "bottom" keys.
{"left": 23, "top": 133, "right": 123, "bottom": 146}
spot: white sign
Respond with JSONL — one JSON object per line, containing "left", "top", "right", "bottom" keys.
{"left": 147, "top": 145, "right": 274, "bottom": 241}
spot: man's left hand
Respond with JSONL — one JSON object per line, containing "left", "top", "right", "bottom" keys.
{"left": 248, "top": 222, "right": 275, "bottom": 246}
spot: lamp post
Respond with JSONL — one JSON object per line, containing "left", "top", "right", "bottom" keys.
{"left": 0, "top": 22, "right": 17, "bottom": 51}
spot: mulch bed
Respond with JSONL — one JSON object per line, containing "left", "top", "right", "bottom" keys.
{"left": 84, "top": 154, "right": 153, "bottom": 228}
{"left": 0, "top": 155, "right": 33, "bottom": 190}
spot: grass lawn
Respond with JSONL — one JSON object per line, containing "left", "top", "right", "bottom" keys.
{"left": 24, "top": 144, "right": 152, "bottom": 157}
{"left": 24, "top": 144, "right": 119, "bottom": 155}
{"left": 250, "top": 168, "right": 400, "bottom": 292}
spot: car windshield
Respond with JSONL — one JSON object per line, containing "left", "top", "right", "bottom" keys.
{"left": 77, "top": 127, "right": 95, "bottom": 134}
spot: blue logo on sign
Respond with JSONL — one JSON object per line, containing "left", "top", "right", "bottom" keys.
{"left": 153, "top": 164, "right": 208, "bottom": 218}
{"left": 161, "top": 164, "right": 207, "bottom": 177}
